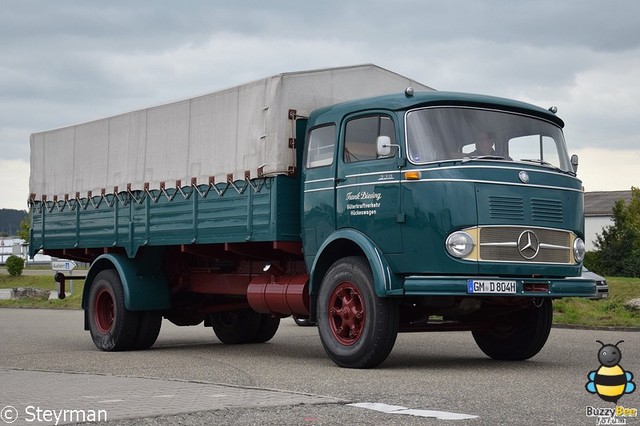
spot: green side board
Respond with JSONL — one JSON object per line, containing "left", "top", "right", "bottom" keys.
{"left": 30, "top": 176, "right": 301, "bottom": 258}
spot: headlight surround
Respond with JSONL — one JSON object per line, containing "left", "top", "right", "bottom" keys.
{"left": 573, "top": 238, "right": 586, "bottom": 262}
{"left": 445, "top": 231, "right": 475, "bottom": 258}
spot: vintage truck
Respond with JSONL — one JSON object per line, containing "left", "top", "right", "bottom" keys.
{"left": 29, "top": 64, "right": 594, "bottom": 368}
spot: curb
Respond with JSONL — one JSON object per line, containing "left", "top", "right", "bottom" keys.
{"left": 553, "top": 323, "right": 640, "bottom": 332}
{"left": 0, "top": 288, "right": 71, "bottom": 301}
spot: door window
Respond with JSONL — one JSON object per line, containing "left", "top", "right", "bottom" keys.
{"left": 344, "top": 116, "right": 396, "bottom": 163}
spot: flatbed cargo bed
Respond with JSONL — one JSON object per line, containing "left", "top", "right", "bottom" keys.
{"left": 30, "top": 176, "right": 300, "bottom": 258}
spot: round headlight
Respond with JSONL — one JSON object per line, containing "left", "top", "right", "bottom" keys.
{"left": 446, "top": 231, "right": 475, "bottom": 258}
{"left": 573, "top": 238, "right": 586, "bottom": 262}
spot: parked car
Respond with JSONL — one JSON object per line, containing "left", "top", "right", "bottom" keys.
{"left": 583, "top": 267, "right": 609, "bottom": 299}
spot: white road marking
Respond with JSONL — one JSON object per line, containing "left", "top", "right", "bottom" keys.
{"left": 348, "top": 402, "right": 478, "bottom": 420}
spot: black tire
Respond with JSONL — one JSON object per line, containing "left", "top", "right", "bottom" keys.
{"left": 131, "top": 311, "right": 162, "bottom": 350}
{"left": 250, "top": 315, "right": 281, "bottom": 343}
{"left": 87, "top": 269, "right": 140, "bottom": 351}
{"left": 472, "top": 299, "right": 553, "bottom": 360}
{"left": 317, "top": 256, "right": 398, "bottom": 368}
{"left": 209, "top": 310, "right": 261, "bottom": 344}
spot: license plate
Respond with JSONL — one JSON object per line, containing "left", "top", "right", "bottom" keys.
{"left": 467, "top": 279, "right": 517, "bottom": 294}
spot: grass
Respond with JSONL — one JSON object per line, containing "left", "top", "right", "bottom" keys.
{"left": 0, "top": 273, "right": 84, "bottom": 309}
{"left": 1, "top": 272, "right": 638, "bottom": 328}
{"left": 553, "top": 277, "right": 640, "bottom": 328}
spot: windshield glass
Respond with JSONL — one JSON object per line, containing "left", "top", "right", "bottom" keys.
{"left": 405, "top": 107, "right": 572, "bottom": 172}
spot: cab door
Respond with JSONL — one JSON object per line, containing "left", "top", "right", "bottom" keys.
{"left": 302, "top": 123, "right": 338, "bottom": 268}
{"left": 335, "top": 113, "right": 403, "bottom": 254}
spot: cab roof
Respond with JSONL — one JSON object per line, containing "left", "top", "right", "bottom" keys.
{"left": 308, "top": 90, "right": 564, "bottom": 128}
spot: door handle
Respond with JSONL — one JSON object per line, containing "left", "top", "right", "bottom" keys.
{"left": 335, "top": 177, "right": 346, "bottom": 183}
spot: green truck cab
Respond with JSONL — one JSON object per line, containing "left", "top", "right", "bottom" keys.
{"left": 302, "top": 89, "right": 590, "bottom": 366}
{"left": 28, "top": 65, "right": 593, "bottom": 368}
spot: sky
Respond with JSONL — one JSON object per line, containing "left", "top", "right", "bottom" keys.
{"left": 1, "top": 0, "right": 639, "bottom": 210}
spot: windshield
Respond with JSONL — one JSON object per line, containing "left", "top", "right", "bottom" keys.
{"left": 405, "top": 107, "right": 572, "bottom": 172}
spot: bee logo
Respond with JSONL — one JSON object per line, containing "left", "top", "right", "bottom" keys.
{"left": 586, "top": 340, "right": 636, "bottom": 403}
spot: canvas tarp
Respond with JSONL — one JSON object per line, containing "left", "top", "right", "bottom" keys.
{"left": 30, "top": 64, "right": 432, "bottom": 200}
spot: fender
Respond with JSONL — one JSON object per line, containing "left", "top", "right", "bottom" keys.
{"left": 310, "top": 228, "right": 402, "bottom": 298}
{"left": 82, "top": 252, "right": 171, "bottom": 312}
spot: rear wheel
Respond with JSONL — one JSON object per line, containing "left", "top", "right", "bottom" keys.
{"left": 209, "top": 310, "right": 261, "bottom": 344}
{"left": 317, "top": 256, "right": 398, "bottom": 368}
{"left": 251, "top": 315, "right": 281, "bottom": 343}
{"left": 88, "top": 269, "right": 139, "bottom": 351}
{"left": 131, "top": 311, "right": 162, "bottom": 350}
{"left": 472, "top": 299, "right": 553, "bottom": 360}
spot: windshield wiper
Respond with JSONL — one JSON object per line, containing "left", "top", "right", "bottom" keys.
{"left": 520, "top": 159, "right": 573, "bottom": 175}
{"left": 521, "top": 158, "right": 553, "bottom": 166}
{"left": 462, "top": 155, "right": 505, "bottom": 162}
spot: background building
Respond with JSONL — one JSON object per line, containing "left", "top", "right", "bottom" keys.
{"left": 584, "top": 190, "right": 632, "bottom": 251}
{"left": 0, "top": 237, "right": 51, "bottom": 265}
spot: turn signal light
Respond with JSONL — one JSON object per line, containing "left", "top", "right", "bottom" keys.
{"left": 404, "top": 171, "right": 422, "bottom": 180}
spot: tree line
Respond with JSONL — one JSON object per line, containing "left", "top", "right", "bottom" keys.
{"left": 0, "top": 208, "right": 27, "bottom": 237}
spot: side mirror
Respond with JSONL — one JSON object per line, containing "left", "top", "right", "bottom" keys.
{"left": 376, "top": 136, "right": 392, "bottom": 157}
{"left": 570, "top": 154, "right": 579, "bottom": 173}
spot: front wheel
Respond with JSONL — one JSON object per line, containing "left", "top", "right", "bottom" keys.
{"left": 87, "top": 269, "right": 140, "bottom": 351}
{"left": 317, "top": 256, "right": 398, "bottom": 368}
{"left": 472, "top": 299, "right": 553, "bottom": 360}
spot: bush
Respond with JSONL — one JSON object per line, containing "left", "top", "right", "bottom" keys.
{"left": 583, "top": 251, "right": 601, "bottom": 272}
{"left": 6, "top": 255, "right": 25, "bottom": 276}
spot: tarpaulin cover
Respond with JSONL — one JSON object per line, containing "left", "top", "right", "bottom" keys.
{"left": 30, "top": 64, "right": 431, "bottom": 200}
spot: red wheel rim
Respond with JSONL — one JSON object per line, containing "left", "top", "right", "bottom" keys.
{"left": 94, "top": 288, "right": 115, "bottom": 334}
{"left": 328, "top": 282, "right": 365, "bottom": 345}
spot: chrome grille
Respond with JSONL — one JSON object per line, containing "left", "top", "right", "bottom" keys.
{"left": 479, "top": 226, "right": 572, "bottom": 264}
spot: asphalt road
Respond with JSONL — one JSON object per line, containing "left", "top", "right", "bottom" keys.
{"left": 0, "top": 308, "right": 638, "bottom": 425}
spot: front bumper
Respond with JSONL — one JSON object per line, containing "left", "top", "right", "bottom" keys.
{"left": 403, "top": 276, "right": 596, "bottom": 298}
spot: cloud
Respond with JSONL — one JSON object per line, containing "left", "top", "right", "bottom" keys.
{"left": 575, "top": 148, "right": 640, "bottom": 191}
{"left": 562, "top": 52, "right": 640, "bottom": 150}
{"left": 1, "top": 1, "right": 639, "bottom": 210}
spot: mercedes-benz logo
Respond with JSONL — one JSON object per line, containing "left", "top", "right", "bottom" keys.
{"left": 517, "top": 230, "right": 540, "bottom": 259}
